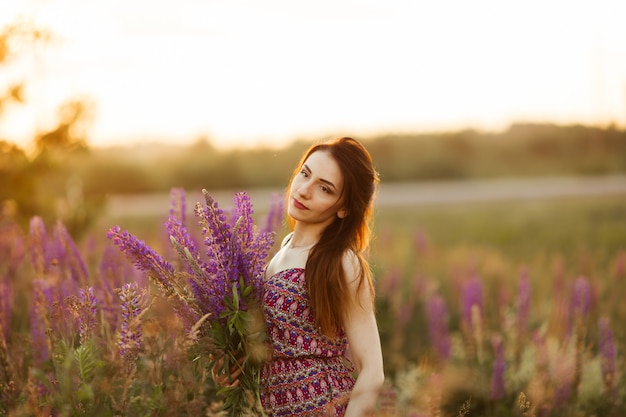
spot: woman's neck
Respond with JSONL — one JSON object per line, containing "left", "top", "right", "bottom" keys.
{"left": 290, "top": 225, "right": 322, "bottom": 249}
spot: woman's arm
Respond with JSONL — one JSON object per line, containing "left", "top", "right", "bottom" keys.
{"left": 342, "top": 253, "right": 385, "bottom": 417}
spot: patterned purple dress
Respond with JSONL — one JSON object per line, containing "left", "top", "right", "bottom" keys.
{"left": 260, "top": 268, "right": 355, "bottom": 416}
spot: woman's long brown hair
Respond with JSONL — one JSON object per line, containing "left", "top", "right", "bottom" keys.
{"left": 286, "top": 137, "right": 379, "bottom": 338}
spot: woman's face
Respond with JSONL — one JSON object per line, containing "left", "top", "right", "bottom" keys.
{"left": 288, "top": 150, "right": 346, "bottom": 228}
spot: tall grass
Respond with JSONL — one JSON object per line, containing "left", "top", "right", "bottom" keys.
{"left": 1, "top": 193, "right": 624, "bottom": 416}
{"left": 372, "top": 195, "right": 625, "bottom": 416}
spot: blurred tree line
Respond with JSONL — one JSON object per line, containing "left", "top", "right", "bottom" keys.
{"left": 4, "top": 122, "right": 625, "bottom": 230}
{"left": 1, "top": 20, "right": 626, "bottom": 236}
{"left": 73, "top": 122, "right": 626, "bottom": 195}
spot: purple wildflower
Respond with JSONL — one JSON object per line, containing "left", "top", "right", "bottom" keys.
{"left": 232, "top": 192, "right": 255, "bottom": 246}
{"left": 490, "top": 335, "right": 506, "bottom": 400}
{"left": 382, "top": 267, "right": 401, "bottom": 297}
{"left": 196, "top": 191, "right": 232, "bottom": 272}
{"left": 0, "top": 219, "right": 25, "bottom": 280}
{"left": 426, "top": 295, "right": 451, "bottom": 360}
{"left": 516, "top": 266, "right": 531, "bottom": 336}
{"left": 261, "top": 192, "right": 284, "bottom": 235}
{"left": 169, "top": 187, "right": 187, "bottom": 227}
{"left": 187, "top": 190, "right": 275, "bottom": 320}
{"left": 30, "top": 279, "right": 50, "bottom": 366}
{"left": 118, "top": 282, "right": 145, "bottom": 366}
{"left": 78, "top": 287, "right": 98, "bottom": 344}
{"left": 166, "top": 213, "right": 202, "bottom": 271}
{"left": 232, "top": 192, "right": 274, "bottom": 296}
{"left": 598, "top": 316, "right": 616, "bottom": 399}
{"left": 99, "top": 245, "right": 142, "bottom": 291}
{"left": 107, "top": 225, "right": 200, "bottom": 331}
{"left": 461, "top": 273, "right": 483, "bottom": 328}
{"left": 29, "top": 216, "right": 48, "bottom": 276}
{"left": 571, "top": 276, "right": 590, "bottom": 319}
{"left": 107, "top": 189, "right": 279, "bottom": 415}
{"left": 107, "top": 225, "right": 177, "bottom": 293}
{"left": 54, "top": 222, "right": 89, "bottom": 287}
{"left": 166, "top": 187, "right": 200, "bottom": 273}
{"left": 98, "top": 245, "right": 138, "bottom": 331}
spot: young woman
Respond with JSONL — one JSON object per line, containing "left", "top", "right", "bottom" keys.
{"left": 215, "top": 137, "right": 384, "bottom": 416}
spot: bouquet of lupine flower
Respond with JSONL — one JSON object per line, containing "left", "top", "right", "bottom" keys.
{"left": 108, "top": 188, "right": 280, "bottom": 416}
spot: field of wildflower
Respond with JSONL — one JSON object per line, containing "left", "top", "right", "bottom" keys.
{"left": 0, "top": 187, "right": 624, "bottom": 416}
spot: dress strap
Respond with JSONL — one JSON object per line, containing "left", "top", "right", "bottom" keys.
{"left": 280, "top": 232, "right": 294, "bottom": 249}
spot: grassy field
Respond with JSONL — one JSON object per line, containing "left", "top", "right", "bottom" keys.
{"left": 367, "top": 194, "right": 626, "bottom": 415}
{"left": 2, "top": 189, "right": 624, "bottom": 416}
{"left": 373, "top": 194, "right": 626, "bottom": 263}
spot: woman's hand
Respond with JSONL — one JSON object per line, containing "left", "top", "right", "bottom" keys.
{"left": 210, "top": 354, "right": 244, "bottom": 387}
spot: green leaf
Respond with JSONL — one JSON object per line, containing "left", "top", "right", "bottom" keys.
{"left": 243, "top": 284, "right": 253, "bottom": 298}
{"left": 183, "top": 246, "right": 207, "bottom": 279}
{"left": 74, "top": 341, "right": 97, "bottom": 384}
{"left": 232, "top": 282, "right": 240, "bottom": 309}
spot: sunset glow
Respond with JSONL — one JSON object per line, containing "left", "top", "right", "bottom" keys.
{"left": 1, "top": 0, "right": 625, "bottom": 150}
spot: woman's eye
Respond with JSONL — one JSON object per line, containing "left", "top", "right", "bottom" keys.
{"left": 321, "top": 186, "right": 330, "bottom": 194}
{"left": 300, "top": 170, "right": 308, "bottom": 177}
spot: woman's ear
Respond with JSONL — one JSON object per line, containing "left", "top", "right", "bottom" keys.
{"left": 337, "top": 208, "right": 348, "bottom": 219}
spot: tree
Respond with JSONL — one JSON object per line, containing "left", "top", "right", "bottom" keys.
{"left": 0, "top": 20, "right": 99, "bottom": 236}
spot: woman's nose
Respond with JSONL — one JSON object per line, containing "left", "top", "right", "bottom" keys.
{"left": 297, "top": 182, "right": 312, "bottom": 199}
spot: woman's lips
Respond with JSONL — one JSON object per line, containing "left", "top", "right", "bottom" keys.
{"left": 293, "top": 199, "right": 308, "bottom": 210}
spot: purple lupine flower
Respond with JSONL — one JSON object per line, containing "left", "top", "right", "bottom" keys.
{"left": 517, "top": 266, "right": 531, "bottom": 336}
{"left": 232, "top": 192, "right": 254, "bottom": 246}
{"left": 77, "top": 287, "right": 98, "bottom": 344}
{"left": 107, "top": 226, "right": 177, "bottom": 292}
{"left": 0, "top": 220, "right": 26, "bottom": 279}
{"left": 98, "top": 245, "right": 138, "bottom": 331}
{"left": 54, "top": 222, "right": 89, "bottom": 287}
{"left": 193, "top": 192, "right": 237, "bottom": 314}
{"left": 166, "top": 187, "right": 199, "bottom": 273}
{"left": 118, "top": 282, "right": 145, "bottom": 366}
{"left": 571, "top": 276, "right": 590, "bottom": 319}
{"left": 179, "top": 190, "right": 275, "bottom": 323}
{"left": 99, "top": 245, "right": 128, "bottom": 291}
{"left": 30, "top": 279, "right": 50, "bottom": 366}
{"left": 461, "top": 273, "right": 483, "bottom": 328}
{"left": 241, "top": 229, "right": 274, "bottom": 302}
{"left": 166, "top": 214, "right": 202, "bottom": 272}
{"left": 232, "top": 192, "right": 274, "bottom": 295}
{"left": 196, "top": 191, "right": 232, "bottom": 270}
{"left": 107, "top": 225, "right": 201, "bottom": 331}
{"left": 29, "top": 216, "right": 48, "bottom": 275}
{"left": 598, "top": 316, "right": 616, "bottom": 399}
{"left": 169, "top": 187, "right": 187, "bottom": 227}
{"left": 261, "top": 192, "right": 284, "bottom": 236}
{"left": 426, "top": 295, "right": 451, "bottom": 360}
{"left": 490, "top": 335, "right": 506, "bottom": 400}
{"left": 194, "top": 194, "right": 233, "bottom": 311}
{"left": 381, "top": 267, "right": 401, "bottom": 297}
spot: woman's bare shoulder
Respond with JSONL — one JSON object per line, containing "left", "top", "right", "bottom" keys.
{"left": 341, "top": 249, "right": 362, "bottom": 282}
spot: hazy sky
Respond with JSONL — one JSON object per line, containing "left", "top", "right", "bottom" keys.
{"left": 1, "top": 0, "right": 625, "bottom": 150}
